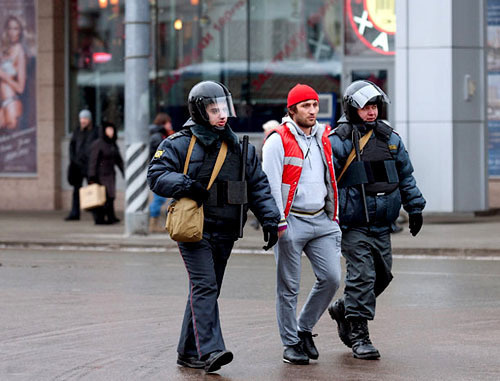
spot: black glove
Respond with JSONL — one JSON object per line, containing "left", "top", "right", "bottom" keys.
{"left": 262, "top": 224, "right": 278, "bottom": 251}
{"left": 187, "top": 181, "right": 210, "bottom": 207}
{"left": 408, "top": 213, "right": 423, "bottom": 236}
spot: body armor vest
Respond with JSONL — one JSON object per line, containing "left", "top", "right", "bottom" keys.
{"left": 339, "top": 124, "right": 399, "bottom": 195}
{"left": 197, "top": 141, "right": 246, "bottom": 224}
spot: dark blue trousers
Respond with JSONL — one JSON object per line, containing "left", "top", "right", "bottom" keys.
{"left": 177, "top": 232, "right": 234, "bottom": 359}
{"left": 342, "top": 227, "right": 392, "bottom": 320}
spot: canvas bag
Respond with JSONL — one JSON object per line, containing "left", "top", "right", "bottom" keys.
{"left": 79, "top": 183, "right": 106, "bottom": 210}
{"left": 166, "top": 135, "right": 227, "bottom": 242}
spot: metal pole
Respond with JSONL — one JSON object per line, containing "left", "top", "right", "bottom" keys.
{"left": 124, "top": 0, "right": 150, "bottom": 235}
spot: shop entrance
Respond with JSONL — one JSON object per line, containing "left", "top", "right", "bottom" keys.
{"left": 342, "top": 62, "right": 395, "bottom": 123}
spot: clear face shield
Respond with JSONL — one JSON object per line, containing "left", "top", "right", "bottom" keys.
{"left": 203, "top": 95, "right": 237, "bottom": 120}
{"left": 349, "top": 84, "right": 390, "bottom": 109}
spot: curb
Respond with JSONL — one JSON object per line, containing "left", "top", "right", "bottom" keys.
{"left": 2, "top": 240, "right": 500, "bottom": 258}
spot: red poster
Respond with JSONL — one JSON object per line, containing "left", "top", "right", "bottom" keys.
{"left": 0, "top": 0, "right": 36, "bottom": 175}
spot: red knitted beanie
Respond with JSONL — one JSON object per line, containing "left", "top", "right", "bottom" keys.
{"left": 287, "top": 84, "right": 319, "bottom": 108}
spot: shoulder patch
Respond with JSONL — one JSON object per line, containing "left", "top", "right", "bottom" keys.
{"left": 388, "top": 144, "right": 398, "bottom": 151}
{"left": 154, "top": 150, "right": 164, "bottom": 158}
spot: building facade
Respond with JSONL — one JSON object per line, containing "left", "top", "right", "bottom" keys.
{"left": 0, "top": 0, "right": 498, "bottom": 212}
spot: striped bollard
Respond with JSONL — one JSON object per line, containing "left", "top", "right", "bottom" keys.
{"left": 125, "top": 142, "right": 150, "bottom": 235}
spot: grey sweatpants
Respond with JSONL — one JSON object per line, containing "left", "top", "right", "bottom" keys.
{"left": 274, "top": 212, "right": 342, "bottom": 346}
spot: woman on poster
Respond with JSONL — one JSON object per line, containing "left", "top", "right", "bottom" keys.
{"left": 0, "top": 15, "right": 27, "bottom": 130}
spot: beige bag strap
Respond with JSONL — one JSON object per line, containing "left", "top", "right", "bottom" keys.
{"left": 207, "top": 142, "right": 227, "bottom": 190}
{"left": 182, "top": 134, "right": 228, "bottom": 190}
{"left": 337, "top": 129, "right": 373, "bottom": 182}
{"left": 183, "top": 135, "right": 197, "bottom": 174}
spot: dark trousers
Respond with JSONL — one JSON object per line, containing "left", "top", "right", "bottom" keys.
{"left": 92, "top": 197, "right": 117, "bottom": 224}
{"left": 68, "top": 177, "right": 85, "bottom": 218}
{"left": 342, "top": 227, "right": 392, "bottom": 320}
{"left": 177, "top": 232, "right": 234, "bottom": 359}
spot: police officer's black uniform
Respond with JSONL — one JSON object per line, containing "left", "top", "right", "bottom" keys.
{"left": 147, "top": 81, "right": 280, "bottom": 372}
{"left": 328, "top": 80, "right": 426, "bottom": 360}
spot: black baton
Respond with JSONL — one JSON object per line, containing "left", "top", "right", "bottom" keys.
{"left": 239, "top": 135, "right": 249, "bottom": 238}
{"left": 352, "top": 126, "right": 370, "bottom": 223}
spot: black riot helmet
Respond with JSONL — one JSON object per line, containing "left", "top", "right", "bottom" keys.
{"left": 342, "top": 80, "right": 390, "bottom": 123}
{"left": 188, "top": 81, "right": 236, "bottom": 126}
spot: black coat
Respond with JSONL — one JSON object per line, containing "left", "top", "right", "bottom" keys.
{"left": 68, "top": 125, "right": 99, "bottom": 184}
{"left": 147, "top": 119, "right": 280, "bottom": 232}
{"left": 88, "top": 130, "right": 124, "bottom": 199}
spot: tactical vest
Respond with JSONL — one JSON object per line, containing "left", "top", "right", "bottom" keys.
{"left": 339, "top": 124, "right": 399, "bottom": 195}
{"left": 197, "top": 141, "right": 247, "bottom": 224}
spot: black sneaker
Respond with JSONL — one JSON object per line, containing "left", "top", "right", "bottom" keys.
{"left": 328, "top": 298, "right": 352, "bottom": 348}
{"left": 204, "top": 350, "right": 233, "bottom": 373}
{"left": 297, "top": 331, "right": 318, "bottom": 359}
{"left": 176, "top": 354, "right": 204, "bottom": 369}
{"left": 283, "top": 343, "right": 309, "bottom": 365}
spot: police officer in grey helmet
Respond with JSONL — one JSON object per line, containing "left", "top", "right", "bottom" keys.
{"left": 327, "top": 80, "right": 426, "bottom": 360}
{"left": 147, "top": 81, "right": 280, "bottom": 373}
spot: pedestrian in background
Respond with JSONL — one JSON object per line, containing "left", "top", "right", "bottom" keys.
{"left": 148, "top": 81, "right": 280, "bottom": 373}
{"left": 88, "top": 121, "right": 124, "bottom": 225}
{"left": 148, "top": 112, "right": 174, "bottom": 232}
{"left": 328, "top": 80, "right": 426, "bottom": 360}
{"left": 65, "top": 109, "right": 98, "bottom": 221}
{"left": 262, "top": 84, "right": 342, "bottom": 365}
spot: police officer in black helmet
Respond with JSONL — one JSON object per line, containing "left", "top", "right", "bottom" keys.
{"left": 147, "top": 81, "right": 280, "bottom": 373}
{"left": 327, "top": 80, "right": 426, "bottom": 360}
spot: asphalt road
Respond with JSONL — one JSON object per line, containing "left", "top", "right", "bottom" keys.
{"left": 0, "top": 249, "right": 499, "bottom": 380}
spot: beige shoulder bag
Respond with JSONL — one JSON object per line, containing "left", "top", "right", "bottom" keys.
{"left": 166, "top": 135, "right": 227, "bottom": 242}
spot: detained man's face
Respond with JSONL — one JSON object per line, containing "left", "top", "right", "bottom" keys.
{"left": 357, "top": 104, "right": 378, "bottom": 122}
{"left": 206, "top": 103, "right": 228, "bottom": 128}
{"left": 291, "top": 99, "right": 319, "bottom": 129}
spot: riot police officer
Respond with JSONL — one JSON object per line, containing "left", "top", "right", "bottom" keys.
{"left": 327, "top": 80, "right": 426, "bottom": 360}
{"left": 147, "top": 81, "right": 280, "bottom": 372}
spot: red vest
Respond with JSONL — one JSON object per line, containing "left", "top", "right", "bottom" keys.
{"left": 275, "top": 123, "right": 338, "bottom": 221}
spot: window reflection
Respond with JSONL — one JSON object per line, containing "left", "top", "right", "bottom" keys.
{"left": 69, "top": 0, "right": 343, "bottom": 133}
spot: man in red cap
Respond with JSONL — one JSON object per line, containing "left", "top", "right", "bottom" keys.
{"left": 262, "top": 84, "right": 342, "bottom": 365}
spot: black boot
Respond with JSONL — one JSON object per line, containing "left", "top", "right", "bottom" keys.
{"left": 203, "top": 350, "right": 233, "bottom": 373}
{"left": 177, "top": 353, "right": 204, "bottom": 369}
{"left": 283, "top": 343, "right": 309, "bottom": 365}
{"left": 328, "top": 298, "right": 352, "bottom": 348}
{"left": 349, "top": 319, "right": 380, "bottom": 360}
{"left": 106, "top": 198, "right": 120, "bottom": 223}
{"left": 297, "top": 331, "right": 318, "bottom": 359}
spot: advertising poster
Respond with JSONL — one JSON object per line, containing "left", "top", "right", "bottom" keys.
{"left": 488, "top": 0, "right": 500, "bottom": 176}
{"left": 0, "top": 0, "right": 36, "bottom": 175}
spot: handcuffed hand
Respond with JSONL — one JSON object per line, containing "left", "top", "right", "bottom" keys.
{"left": 408, "top": 213, "right": 423, "bottom": 236}
{"left": 187, "top": 181, "right": 210, "bottom": 207}
{"left": 262, "top": 224, "right": 278, "bottom": 251}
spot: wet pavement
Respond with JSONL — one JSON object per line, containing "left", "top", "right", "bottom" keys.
{"left": 0, "top": 248, "right": 499, "bottom": 380}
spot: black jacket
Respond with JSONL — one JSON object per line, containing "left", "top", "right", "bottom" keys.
{"left": 68, "top": 124, "right": 99, "bottom": 181}
{"left": 329, "top": 116, "right": 426, "bottom": 230}
{"left": 88, "top": 125, "right": 124, "bottom": 198}
{"left": 147, "top": 119, "right": 280, "bottom": 234}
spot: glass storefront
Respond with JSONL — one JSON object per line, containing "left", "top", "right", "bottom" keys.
{"left": 69, "top": 0, "right": 343, "bottom": 133}
{"left": 69, "top": 0, "right": 126, "bottom": 132}
{"left": 68, "top": 0, "right": 396, "bottom": 134}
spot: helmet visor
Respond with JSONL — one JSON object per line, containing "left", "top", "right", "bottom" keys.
{"left": 202, "top": 95, "right": 236, "bottom": 119}
{"left": 349, "top": 85, "right": 390, "bottom": 109}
